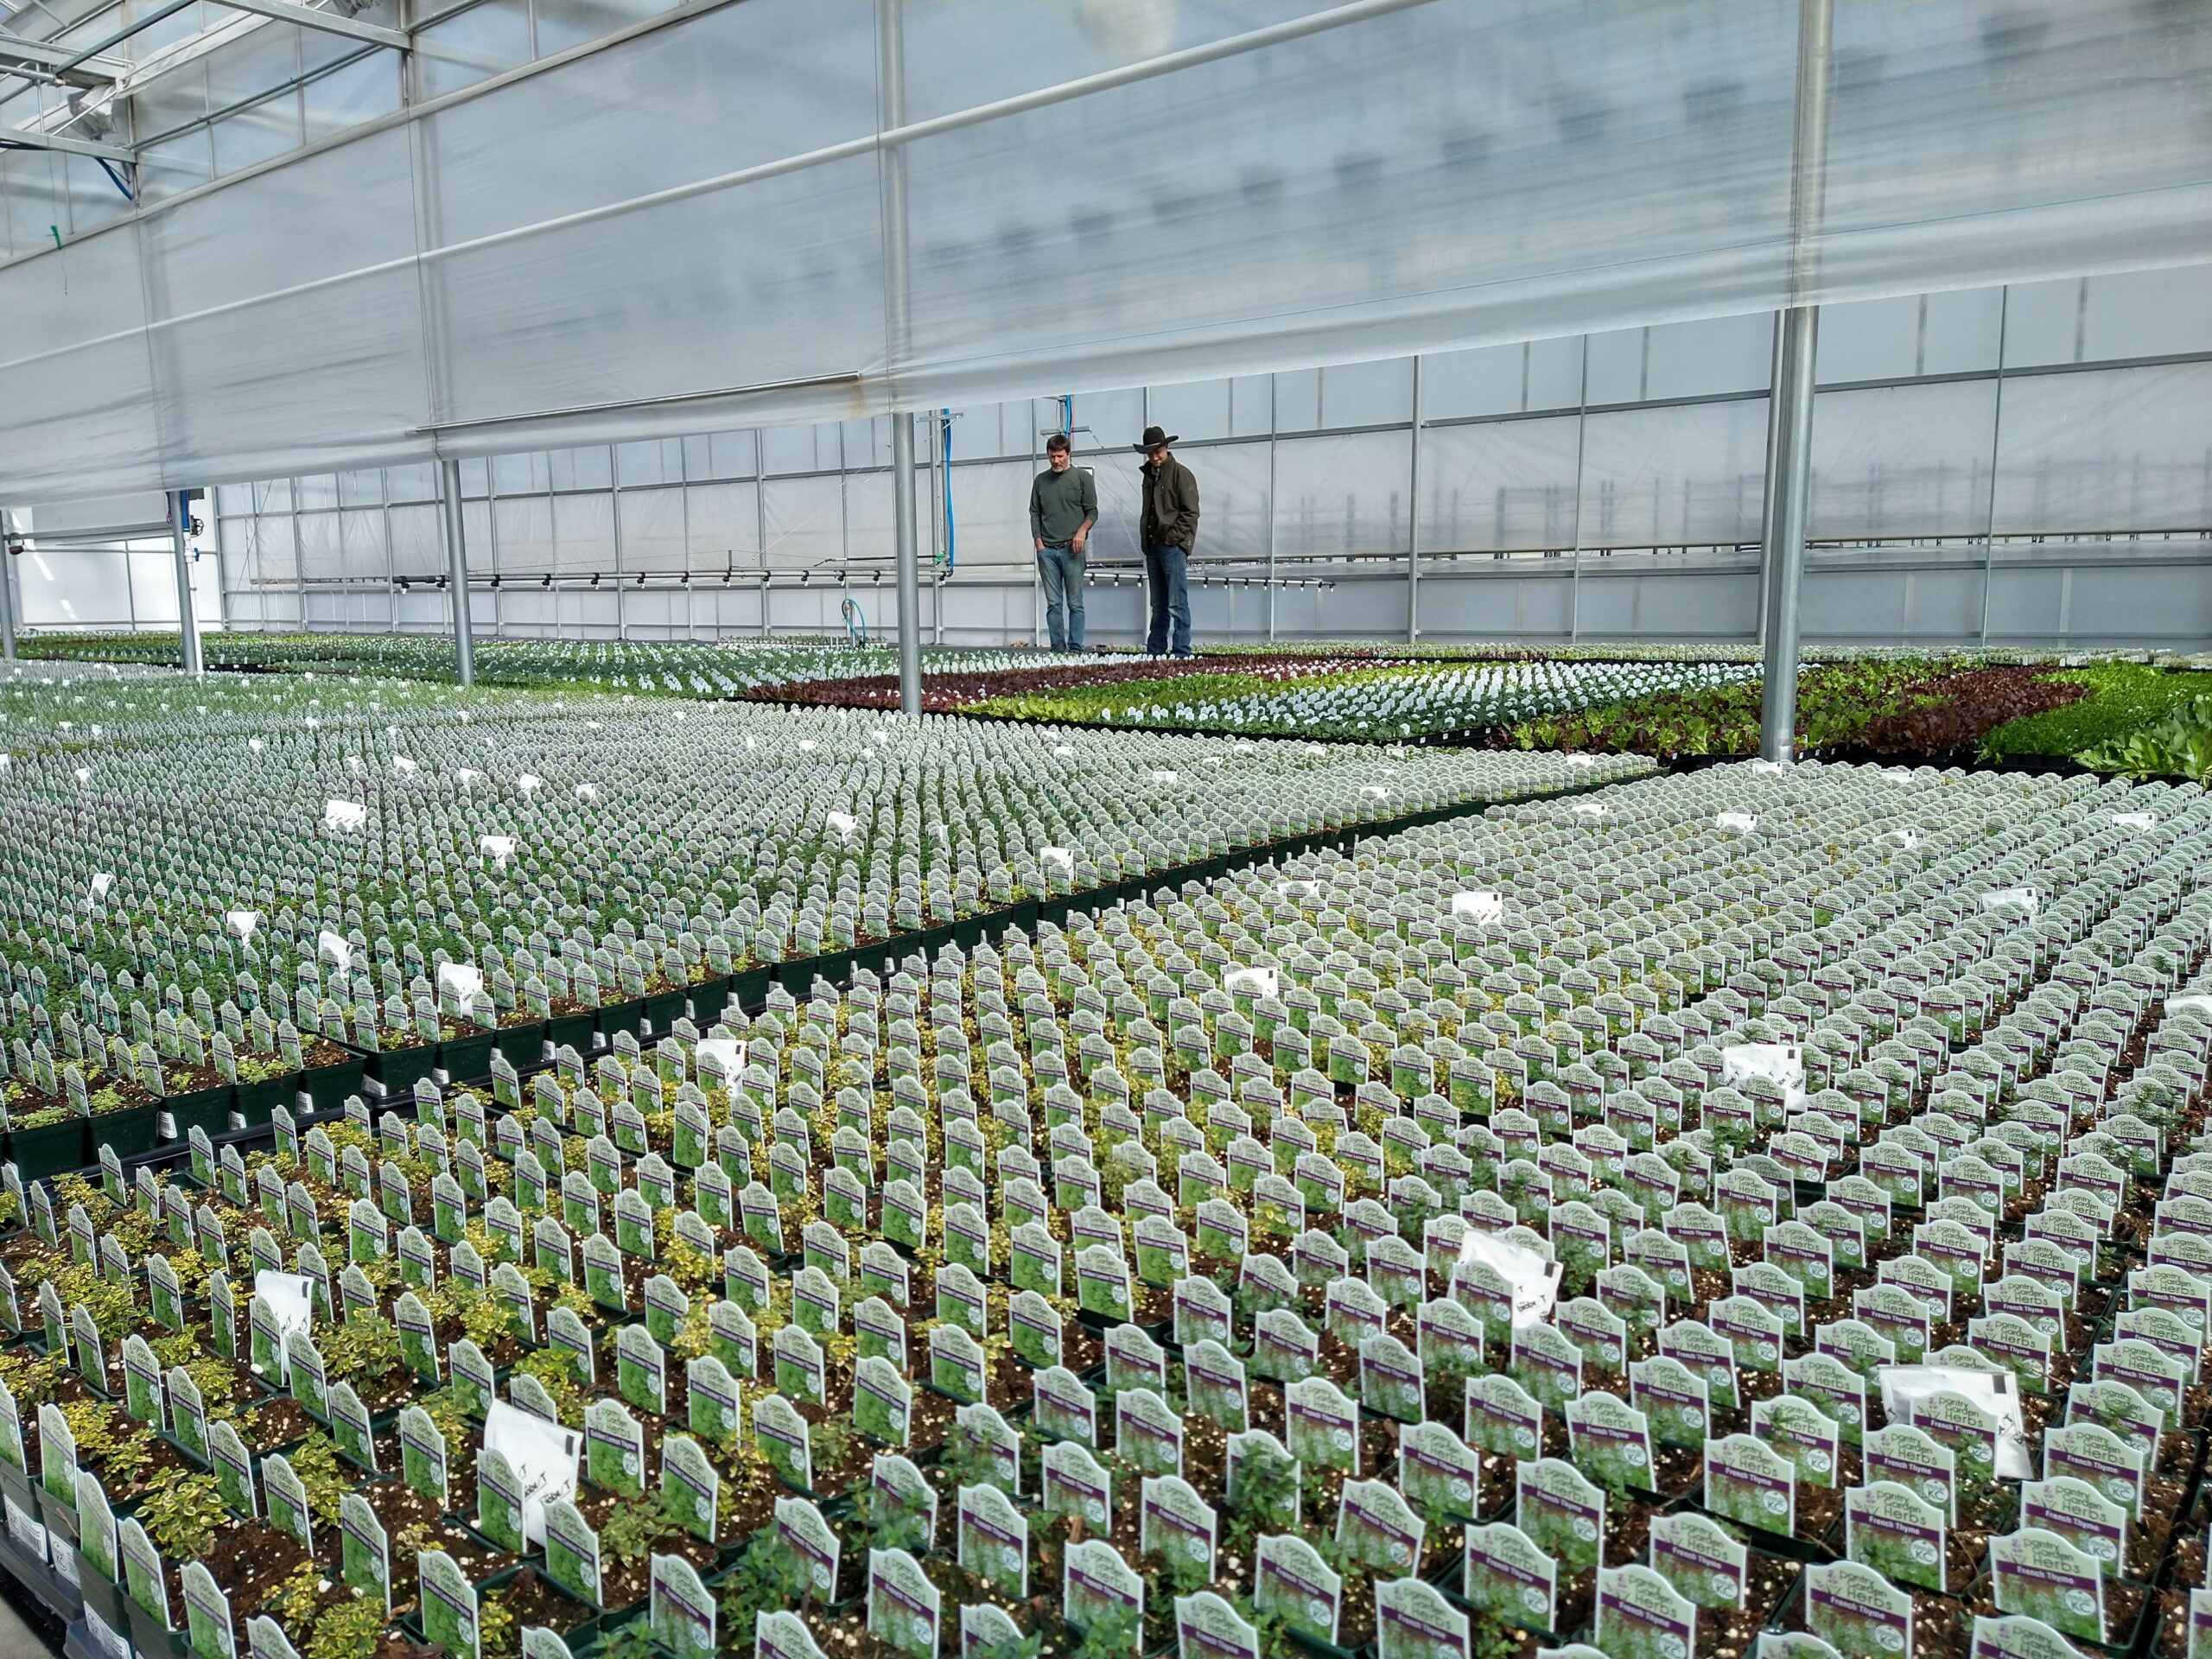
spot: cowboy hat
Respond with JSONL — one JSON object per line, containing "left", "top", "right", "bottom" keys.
{"left": 1133, "top": 425, "right": 1179, "bottom": 451}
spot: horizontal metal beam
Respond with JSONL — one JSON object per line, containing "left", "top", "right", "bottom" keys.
{"left": 0, "top": 123, "right": 134, "bottom": 162}
{"left": 213, "top": 0, "right": 408, "bottom": 50}
{"left": 0, "top": 29, "right": 126, "bottom": 84}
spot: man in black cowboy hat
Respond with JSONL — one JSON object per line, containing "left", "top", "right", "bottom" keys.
{"left": 1134, "top": 425, "right": 1199, "bottom": 658}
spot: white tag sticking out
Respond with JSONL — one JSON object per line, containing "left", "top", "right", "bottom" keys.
{"left": 317, "top": 931, "right": 354, "bottom": 972}
{"left": 89, "top": 873, "right": 113, "bottom": 900}
{"left": 1722, "top": 1043, "right": 1808, "bottom": 1116}
{"left": 226, "top": 911, "right": 260, "bottom": 942}
{"left": 575, "top": 784, "right": 599, "bottom": 802}
{"left": 73, "top": 767, "right": 90, "bottom": 784}
{"left": 322, "top": 798, "right": 367, "bottom": 832}
{"left": 1880, "top": 829, "right": 1922, "bottom": 850}
{"left": 1457, "top": 1232, "right": 1563, "bottom": 1330}
{"left": 827, "top": 811, "right": 859, "bottom": 839}
{"left": 1150, "top": 770, "right": 1179, "bottom": 785}
{"left": 1224, "top": 967, "right": 1279, "bottom": 1001}
{"left": 437, "top": 963, "right": 485, "bottom": 1011}
{"left": 1716, "top": 812, "right": 1758, "bottom": 833}
{"left": 1039, "top": 848, "right": 1075, "bottom": 874}
{"left": 2110, "top": 812, "right": 2158, "bottom": 830}
{"left": 1980, "top": 886, "right": 2040, "bottom": 919}
{"left": 1451, "top": 892, "right": 1504, "bottom": 925}
{"left": 484, "top": 1400, "right": 582, "bottom": 1548}
{"left": 253, "top": 1272, "right": 315, "bottom": 1383}
{"left": 1878, "top": 1366, "right": 2032, "bottom": 1479}
{"left": 1565, "top": 755, "right": 1597, "bottom": 768}
{"left": 392, "top": 756, "right": 418, "bottom": 776}
{"left": 1359, "top": 785, "right": 1389, "bottom": 801}
{"left": 1053, "top": 745, "right": 1075, "bottom": 758}
{"left": 1570, "top": 803, "right": 1608, "bottom": 817}
{"left": 696, "top": 1039, "right": 747, "bottom": 1086}
{"left": 517, "top": 775, "right": 543, "bottom": 796}
{"left": 479, "top": 836, "right": 518, "bottom": 868}
{"left": 456, "top": 769, "right": 485, "bottom": 789}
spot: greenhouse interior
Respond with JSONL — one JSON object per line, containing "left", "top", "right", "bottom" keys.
{"left": 0, "top": 4, "right": 2210, "bottom": 1659}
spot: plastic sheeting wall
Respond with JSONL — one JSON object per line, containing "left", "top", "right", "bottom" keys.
{"left": 3, "top": 0, "right": 2210, "bottom": 504}
{"left": 208, "top": 265, "right": 2212, "bottom": 647}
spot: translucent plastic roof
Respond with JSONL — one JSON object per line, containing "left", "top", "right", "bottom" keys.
{"left": 1, "top": 0, "right": 2207, "bottom": 504}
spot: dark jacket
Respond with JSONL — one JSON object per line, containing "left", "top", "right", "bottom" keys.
{"left": 1139, "top": 454, "right": 1200, "bottom": 551}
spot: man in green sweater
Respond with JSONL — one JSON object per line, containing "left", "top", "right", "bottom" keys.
{"left": 1028, "top": 432, "right": 1098, "bottom": 652}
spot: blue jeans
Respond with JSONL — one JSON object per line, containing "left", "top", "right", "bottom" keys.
{"left": 1143, "top": 542, "right": 1191, "bottom": 656}
{"left": 1036, "top": 543, "right": 1084, "bottom": 651}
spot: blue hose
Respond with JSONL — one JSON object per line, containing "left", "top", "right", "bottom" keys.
{"left": 841, "top": 595, "right": 867, "bottom": 645}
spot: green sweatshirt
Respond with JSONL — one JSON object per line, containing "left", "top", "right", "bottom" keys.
{"left": 1028, "top": 464, "right": 1098, "bottom": 546}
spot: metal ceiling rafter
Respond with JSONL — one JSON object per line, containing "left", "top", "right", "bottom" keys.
{"left": 208, "top": 0, "right": 406, "bottom": 52}
{"left": 0, "top": 28, "right": 124, "bottom": 84}
{"left": 0, "top": 120, "right": 131, "bottom": 159}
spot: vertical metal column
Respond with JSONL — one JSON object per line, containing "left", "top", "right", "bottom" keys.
{"left": 1977, "top": 288, "right": 2010, "bottom": 645}
{"left": 442, "top": 458, "right": 475, "bottom": 686}
{"left": 1407, "top": 356, "right": 1423, "bottom": 643}
{"left": 172, "top": 491, "right": 204, "bottom": 676}
{"left": 1758, "top": 0, "right": 1834, "bottom": 763}
{"left": 893, "top": 415, "right": 923, "bottom": 714}
{"left": 0, "top": 508, "right": 16, "bottom": 663}
{"left": 1758, "top": 308, "right": 1819, "bottom": 759}
{"left": 879, "top": 0, "right": 921, "bottom": 702}
{"left": 1265, "top": 378, "right": 1279, "bottom": 642}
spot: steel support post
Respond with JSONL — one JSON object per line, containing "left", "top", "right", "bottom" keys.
{"left": 0, "top": 508, "right": 16, "bottom": 663}
{"left": 1758, "top": 0, "right": 1834, "bottom": 761}
{"left": 442, "top": 458, "right": 476, "bottom": 686}
{"left": 1407, "top": 354, "right": 1422, "bottom": 643}
{"left": 173, "top": 491, "right": 203, "bottom": 676}
{"left": 893, "top": 414, "right": 923, "bottom": 715}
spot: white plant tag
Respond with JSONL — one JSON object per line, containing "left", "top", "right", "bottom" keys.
{"left": 484, "top": 1400, "right": 582, "bottom": 1547}
{"left": 575, "top": 784, "right": 599, "bottom": 802}
{"left": 1570, "top": 803, "right": 1608, "bottom": 817}
{"left": 2110, "top": 813, "right": 2158, "bottom": 830}
{"left": 479, "top": 836, "right": 518, "bottom": 868}
{"left": 1150, "top": 771, "right": 1180, "bottom": 785}
{"left": 254, "top": 1273, "right": 315, "bottom": 1382}
{"left": 1722, "top": 1045, "right": 1803, "bottom": 1090}
{"left": 456, "top": 769, "right": 485, "bottom": 788}
{"left": 2169, "top": 996, "right": 2212, "bottom": 1020}
{"left": 318, "top": 931, "right": 354, "bottom": 972}
{"left": 226, "top": 911, "right": 260, "bottom": 942}
{"left": 1746, "top": 760, "right": 1786, "bottom": 774}
{"left": 438, "top": 964, "right": 486, "bottom": 1010}
{"left": 392, "top": 756, "right": 418, "bottom": 776}
{"left": 1457, "top": 1233, "right": 1562, "bottom": 1330}
{"left": 697, "top": 1039, "right": 747, "bottom": 1082}
{"left": 1451, "top": 892, "right": 1504, "bottom": 924}
{"left": 1054, "top": 745, "right": 1075, "bottom": 757}
{"left": 1877, "top": 1366, "right": 2031, "bottom": 1478}
{"left": 827, "top": 812, "right": 859, "bottom": 839}
{"left": 322, "top": 799, "right": 367, "bottom": 833}
{"left": 1224, "top": 968, "right": 1278, "bottom": 1001}
{"left": 89, "top": 873, "right": 113, "bottom": 900}
{"left": 1565, "top": 755, "right": 1596, "bottom": 768}
{"left": 1881, "top": 829, "right": 1922, "bottom": 849}
{"left": 518, "top": 775, "right": 543, "bottom": 796}
{"left": 1359, "top": 785, "right": 1389, "bottom": 801}
{"left": 1716, "top": 812, "right": 1758, "bottom": 833}
{"left": 1980, "top": 887, "right": 2040, "bottom": 918}
{"left": 1039, "top": 849, "right": 1075, "bottom": 874}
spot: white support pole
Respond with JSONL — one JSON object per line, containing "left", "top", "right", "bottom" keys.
{"left": 442, "top": 458, "right": 476, "bottom": 686}
{"left": 894, "top": 414, "right": 923, "bottom": 714}
{"left": 172, "top": 491, "right": 203, "bottom": 676}
{"left": 1407, "top": 354, "right": 1423, "bottom": 644}
{"left": 1758, "top": 0, "right": 1834, "bottom": 763}
{"left": 0, "top": 507, "right": 16, "bottom": 663}
{"left": 879, "top": 0, "right": 923, "bottom": 710}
